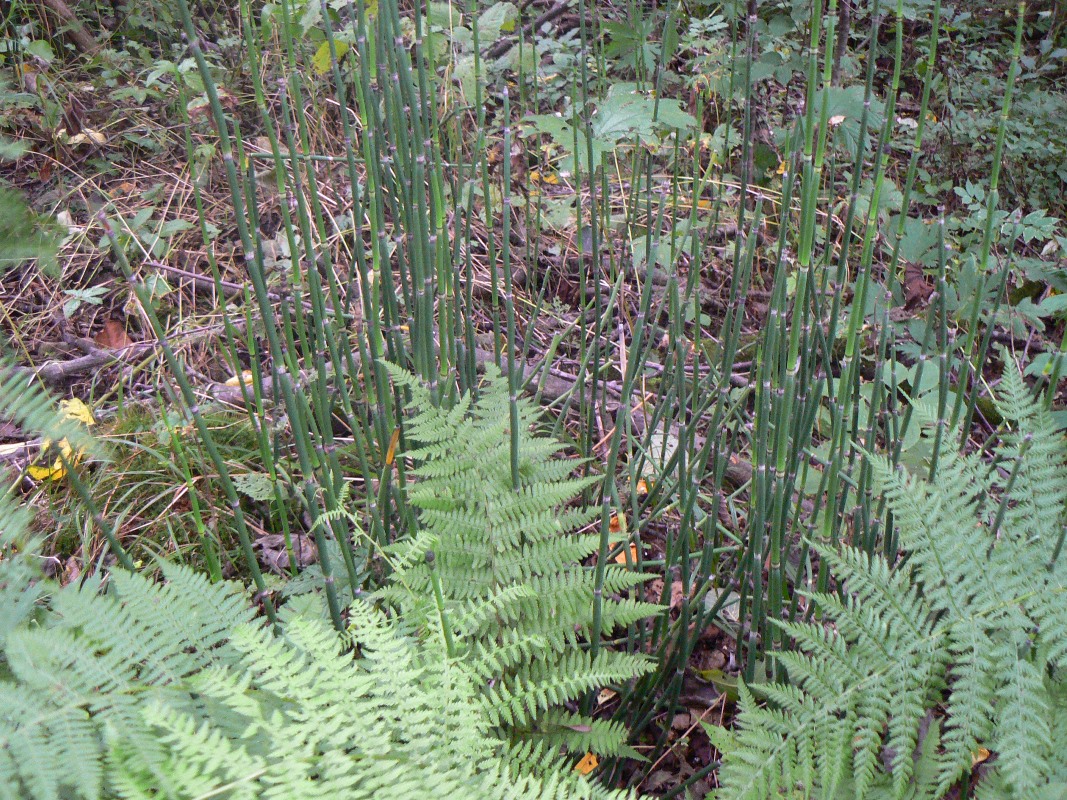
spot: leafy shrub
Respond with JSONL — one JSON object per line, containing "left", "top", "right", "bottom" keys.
{"left": 942, "top": 84, "right": 1067, "bottom": 217}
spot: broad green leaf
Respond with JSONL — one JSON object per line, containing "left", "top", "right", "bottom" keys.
{"left": 592, "top": 84, "right": 695, "bottom": 144}
{"left": 478, "top": 1, "right": 517, "bottom": 38}
{"left": 0, "top": 188, "right": 60, "bottom": 277}
{"left": 312, "top": 39, "right": 349, "bottom": 74}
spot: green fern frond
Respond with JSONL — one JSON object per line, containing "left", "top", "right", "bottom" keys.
{"left": 381, "top": 363, "right": 661, "bottom": 758}
{"left": 486, "top": 650, "right": 656, "bottom": 728}
{"left": 0, "top": 508, "right": 44, "bottom": 644}
{"left": 1, "top": 541, "right": 645, "bottom": 799}
{"left": 0, "top": 685, "right": 102, "bottom": 800}
{"left": 715, "top": 364, "right": 1067, "bottom": 800}
{"left": 0, "top": 361, "right": 99, "bottom": 464}
{"left": 533, "top": 710, "right": 637, "bottom": 758}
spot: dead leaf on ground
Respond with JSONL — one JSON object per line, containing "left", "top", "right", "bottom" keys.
{"left": 573, "top": 753, "right": 598, "bottom": 775}
{"left": 95, "top": 319, "right": 134, "bottom": 349}
{"left": 255, "top": 533, "right": 318, "bottom": 574}
{"left": 27, "top": 399, "right": 96, "bottom": 481}
{"left": 903, "top": 261, "right": 935, "bottom": 308}
{"left": 647, "top": 578, "right": 663, "bottom": 603}
{"left": 62, "top": 556, "right": 82, "bottom": 585}
{"left": 645, "top": 579, "right": 688, "bottom": 611}
{"left": 596, "top": 688, "right": 617, "bottom": 706}
{"left": 224, "top": 370, "right": 256, "bottom": 388}
{"left": 671, "top": 712, "right": 692, "bottom": 732}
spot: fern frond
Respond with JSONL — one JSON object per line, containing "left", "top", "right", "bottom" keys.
{"left": 0, "top": 359, "right": 100, "bottom": 464}
{"left": 485, "top": 650, "right": 655, "bottom": 728}
{"left": 992, "top": 656, "right": 1052, "bottom": 792}
{"left": 382, "top": 364, "right": 661, "bottom": 758}
{"left": 0, "top": 507, "right": 44, "bottom": 644}
{"left": 0, "top": 684, "right": 102, "bottom": 800}
{"left": 716, "top": 363, "right": 1067, "bottom": 800}
{"left": 533, "top": 710, "right": 636, "bottom": 758}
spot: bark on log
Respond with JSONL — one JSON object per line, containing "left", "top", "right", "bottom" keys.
{"left": 34, "top": 0, "right": 98, "bottom": 54}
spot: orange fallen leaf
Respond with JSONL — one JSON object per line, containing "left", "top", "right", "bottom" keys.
{"left": 609, "top": 512, "right": 625, "bottom": 533}
{"left": 614, "top": 543, "right": 638, "bottom": 565}
{"left": 94, "top": 319, "right": 133, "bottom": 349}
{"left": 574, "top": 753, "right": 598, "bottom": 775}
{"left": 385, "top": 427, "right": 401, "bottom": 466}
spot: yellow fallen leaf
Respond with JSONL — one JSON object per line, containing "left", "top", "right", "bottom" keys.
{"left": 28, "top": 438, "right": 75, "bottom": 481}
{"left": 972, "top": 747, "right": 991, "bottom": 767}
{"left": 60, "top": 398, "right": 95, "bottom": 426}
{"left": 574, "top": 753, "right": 598, "bottom": 775}
{"left": 538, "top": 171, "right": 559, "bottom": 185}
{"left": 224, "top": 370, "right": 255, "bottom": 387}
{"left": 29, "top": 399, "right": 95, "bottom": 482}
{"left": 28, "top": 460, "right": 66, "bottom": 481}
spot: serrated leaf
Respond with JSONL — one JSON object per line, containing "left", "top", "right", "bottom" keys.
{"left": 592, "top": 84, "right": 696, "bottom": 144}
{"left": 477, "top": 2, "right": 517, "bottom": 38}
{"left": 232, "top": 472, "right": 277, "bottom": 502}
